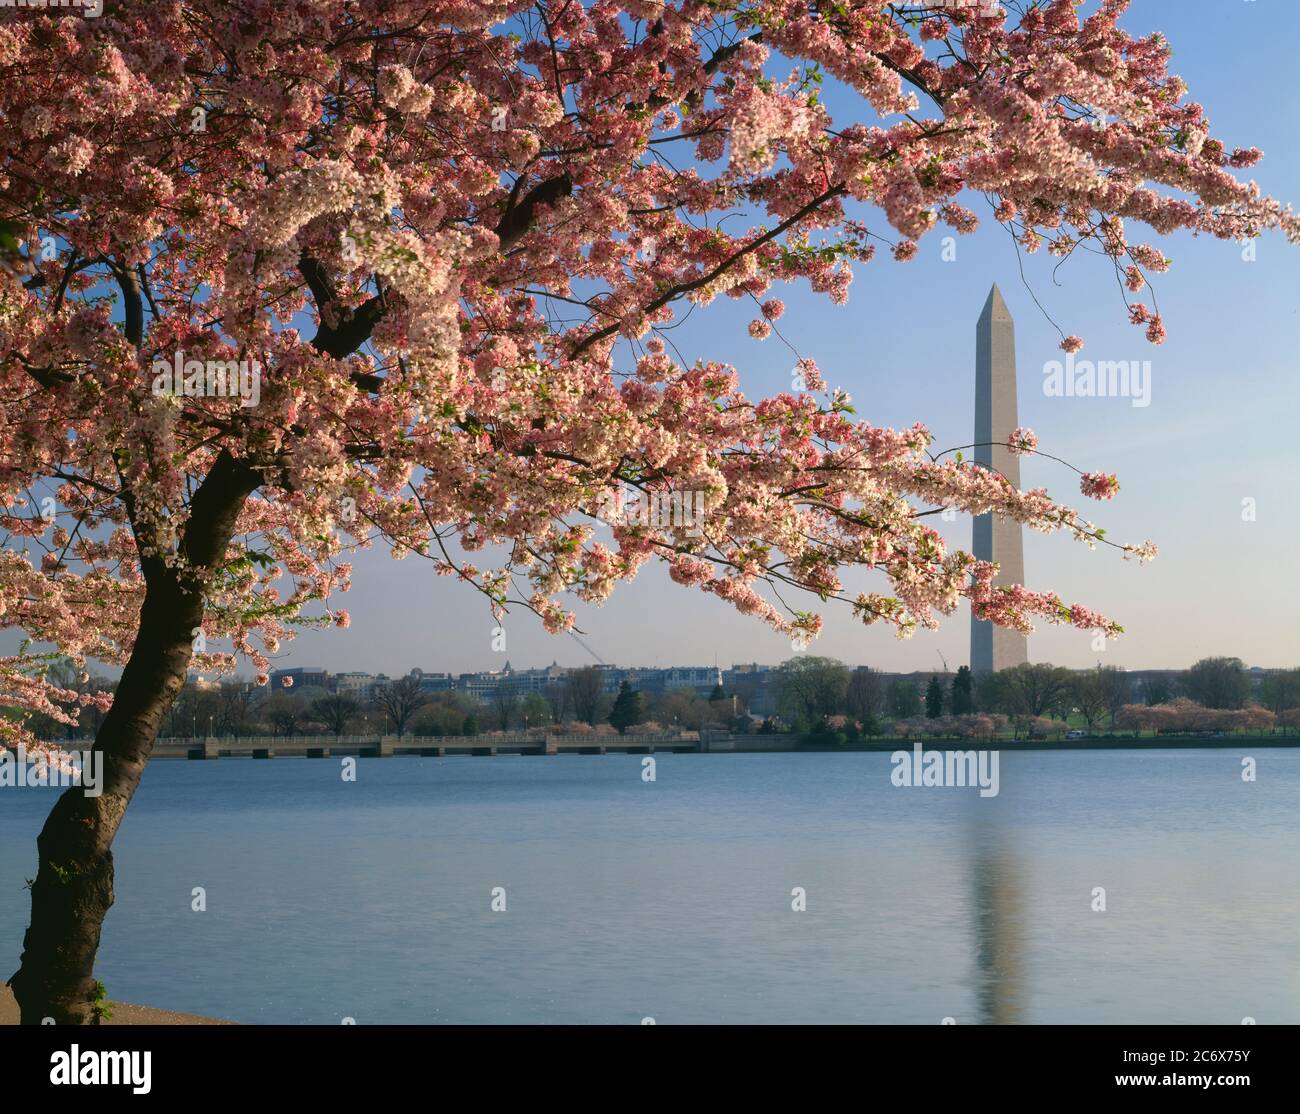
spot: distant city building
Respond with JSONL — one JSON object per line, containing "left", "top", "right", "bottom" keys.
{"left": 269, "top": 666, "right": 330, "bottom": 691}
{"left": 408, "top": 669, "right": 453, "bottom": 694}
{"left": 501, "top": 663, "right": 568, "bottom": 697}
{"left": 456, "top": 669, "right": 506, "bottom": 701}
{"left": 334, "top": 671, "right": 375, "bottom": 697}
{"left": 455, "top": 662, "right": 570, "bottom": 702}
{"left": 661, "top": 666, "right": 724, "bottom": 695}
{"left": 444, "top": 662, "right": 728, "bottom": 705}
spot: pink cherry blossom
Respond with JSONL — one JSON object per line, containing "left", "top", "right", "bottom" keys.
{"left": 1080, "top": 472, "right": 1121, "bottom": 500}
{"left": 1007, "top": 428, "right": 1039, "bottom": 455}
{"left": 1, "top": 0, "right": 1294, "bottom": 1023}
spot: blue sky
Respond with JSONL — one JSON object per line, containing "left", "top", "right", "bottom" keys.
{"left": 277, "top": 1, "right": 1300, "bottom": 676}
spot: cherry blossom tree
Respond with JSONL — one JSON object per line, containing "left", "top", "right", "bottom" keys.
{"left": 1, "top": 0, "right": 1295, "bottom": 1023}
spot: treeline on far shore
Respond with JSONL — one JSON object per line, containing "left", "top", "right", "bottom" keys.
{"left": 19, "top": 663, "right": 751, "bottom": 742}
{"left": 18, "top": 655, "right": 1300, "bottom": 746}
{"left": 773, "top": 656, "right": 1300, "bottom": 744}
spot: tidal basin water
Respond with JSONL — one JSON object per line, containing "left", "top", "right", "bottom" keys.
{"left": 2, "top": 749, "right": 1297, "bottom": 1024}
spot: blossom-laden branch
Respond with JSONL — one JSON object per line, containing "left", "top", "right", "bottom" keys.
{"left": 1, "top": 0, "right": 1294, "bottom": 752}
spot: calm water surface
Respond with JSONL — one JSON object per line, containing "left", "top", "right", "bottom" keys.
{"left": 1, "top": 749, "right": 1296, "bottom": 1024}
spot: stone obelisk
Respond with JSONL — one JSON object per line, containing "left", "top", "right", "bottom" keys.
{"left": 970, "top": 284, "right": 1028, "bottom": 673}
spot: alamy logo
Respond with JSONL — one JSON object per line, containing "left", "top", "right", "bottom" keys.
{"left": 890, "top": 744, "right": 1000, "bottom": 798}
{"left": 897, "top": 0, "right": 1002, "bottom": 14}
{"left": 0, "top": 745, "right": 103, "bottom": 797}
{"left": 50, "top": 1046, "right": 151, "bottom": 1094}
{"left": 152, "top": 351, "right": 261, "bottom": 408}
{"left": 1042, "top": 353, "right": 1151, "bottom": 408}
{"left": 595, "top": 486, "right": 706, "bottom": 537}
{"left": 0, "top": 0, "right": 103, "bottom": 16}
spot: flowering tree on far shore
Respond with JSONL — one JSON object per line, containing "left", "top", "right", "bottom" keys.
{"left": 1117, "top": 699, "right": 1277, "bottom": 736}
{"left": 1, "top": 0, "right": 1295, "bottom": 1022}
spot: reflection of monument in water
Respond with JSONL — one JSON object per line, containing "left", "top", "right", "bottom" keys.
{"left": 970, "top": 285, "right": 1029, "bottom": 673}
{"left": 970, "top": 836, "right": 1025, "bottom": 1023}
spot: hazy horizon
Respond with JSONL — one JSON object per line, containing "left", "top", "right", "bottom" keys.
{"left": 211, "top": 654, "right": 1277, "bottom": 683}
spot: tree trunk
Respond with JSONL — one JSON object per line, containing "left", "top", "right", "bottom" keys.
{"left": 8, "top": 452, "right": 258, "bottom": 1023}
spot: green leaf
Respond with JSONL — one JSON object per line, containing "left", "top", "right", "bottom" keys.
{"left": 0, "top": 218, "right": 23, "bottom": 255}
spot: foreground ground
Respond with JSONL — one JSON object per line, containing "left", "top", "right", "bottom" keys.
{"left": 0, "top": 985, "right": 232, "bottom": 1025}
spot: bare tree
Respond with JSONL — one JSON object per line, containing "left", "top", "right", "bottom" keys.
{"left": 493, "top": 689, "right": 519, "bottom": 731}
{"left": 844, "top": 666, "right": 884, "bottom": 722}
{"left": 1182, "top": 657, "right": 1249, "bottom": 710}
{"left": 312, "top": 693, "right": 360, "bottom": 736}
{"left": 1259, "top": 668, "right": 1300, "bottom": 715}
{"left": 996, "top": 663, "right": 1072, "bottom": 718}
{"left": 216, "top": 680, "right": 256, "bottom": 737}
{"left": 565, "top": 667, "right": 606, "bottom": 725}
{"left": 374, "top": 676, "right": 428, "bottom": 737}
{"left": 1140, "top": 674, "right": 1176, "bottom": 705}
{"left": 1095, "top": 666, "right": 1132, "bottom": 727}
{"left": 1069, "top": 669, "right": 1108, "bottom": 731}
{"left": 262, "top": 692, "right": 305, "bottom": 737}
{"left": 544, "top": 683, "right": 570, "bottom": 724}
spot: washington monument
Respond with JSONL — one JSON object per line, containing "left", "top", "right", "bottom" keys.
{"left": 970, "top": 284, "right": 1029, "bottom": 673}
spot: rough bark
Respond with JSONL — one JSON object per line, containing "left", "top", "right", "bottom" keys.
{"left": 8, "top": 451, "right": 261, "bottom": 1023}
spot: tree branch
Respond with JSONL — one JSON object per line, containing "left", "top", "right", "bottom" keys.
{"left": 495, "top": 174, "right": 573, "bottom": 251}
{"left": 109, "top": 261, "right": 144, "bottom": 348}
{"left": 299, "top": 252, "right": 387, "bottom": 388}
{"left": 569, "top": 183, "right": 847, "bottom": 357}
